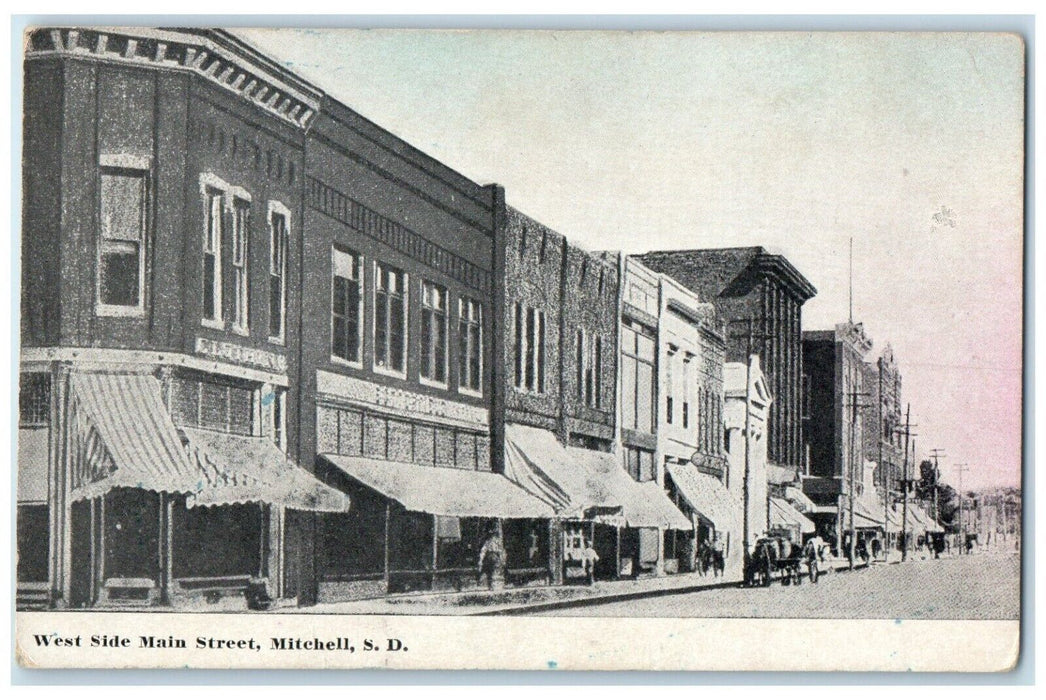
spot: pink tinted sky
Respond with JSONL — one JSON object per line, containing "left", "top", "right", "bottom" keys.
{"left": 234, "top": 29, "right": 1025, "bottom": 490}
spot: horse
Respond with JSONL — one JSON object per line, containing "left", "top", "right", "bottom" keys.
{"left": 746, "top": 538, "right": 777, "bottom": 587}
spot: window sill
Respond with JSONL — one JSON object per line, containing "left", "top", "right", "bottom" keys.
{"left": 457, "top": 386, "right": 484, "bottom": 399}
{"left": 96, "top": 304, "right": 145, "bottom": 318}
{"left": 419, "top": 375, "right": 449, "bottom": 390}
{"left": 201, "top": 318, "right": 224, "bottom": 330}
{"left": 373, "top": 364, "right": 407, "bottom": 380}
{"left": 268, "top": 336, "right": 286, "bottom": 346}
{"left": 330, "top": 355, "right": 364, "bottom": 371}
{"left": 231, "top": 325, "right": 249, "bottom": 337}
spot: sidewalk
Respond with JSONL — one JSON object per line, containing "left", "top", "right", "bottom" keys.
{"left": 283, "top": 558, "right": 868, "bottom": 616}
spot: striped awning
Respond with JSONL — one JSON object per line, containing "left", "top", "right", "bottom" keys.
{"left": 664, "top": 461, "right": 737, "bottom": 531}
{"left": 69, "top": 372, "right": 199, "bottom": 500}
{"left": 322, "top": 453, "right": 553, "bottom": 518}
{"left": 504, "top": 424, "right": 691, "bottom": 530}
{"left": 769, "top": 497, "right": 816, "bottom": 534}
{"left": 186, "top": 429, "right": 351, "bottom": 512}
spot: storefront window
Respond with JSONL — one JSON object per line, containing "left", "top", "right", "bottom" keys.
{"left": 171, "top": 375, "right": 254, "bottom": 436}
{"left": 19, "top": 373, "right": 50, "bottom": 427}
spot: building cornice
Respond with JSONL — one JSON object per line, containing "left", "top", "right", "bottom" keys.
{"left": 752, "top": 252, "right": 818, "bottom": 303}
{"left": 25, "top": 27, "right": 322, "bottom": 130}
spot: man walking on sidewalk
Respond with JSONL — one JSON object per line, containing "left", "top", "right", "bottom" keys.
{"left": 478, "top": 528, "right": 506, "bottom": 590}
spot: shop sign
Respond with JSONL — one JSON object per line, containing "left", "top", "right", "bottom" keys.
{"left": 195, "top": 337, "right": 288, "bottom": 373}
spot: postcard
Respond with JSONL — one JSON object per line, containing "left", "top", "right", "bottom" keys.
{"left": 14, "top": 26, "right": 1023, "bottom": 672}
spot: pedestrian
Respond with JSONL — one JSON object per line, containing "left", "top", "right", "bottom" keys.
{"left": 582, "top": 538, "right": 600, "bottom": 585}
{"left": 477, "top": 527, "right": 506, "bottom": 590}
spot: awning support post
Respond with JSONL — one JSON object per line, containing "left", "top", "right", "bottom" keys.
{"left": 431, "top": 514, "right": 439, "bottom": 589}
{"left": 383, "top": 503, "right": 391, "bottom": 589}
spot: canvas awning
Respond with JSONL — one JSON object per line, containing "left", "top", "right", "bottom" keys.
{"left": 68, "top": 372, "right": 200, "bottom": 500}
{"left": 322, "top": 454, "right": 555, "bottom": 519}
{"left": 885, "top": 506, "right": 903, "bottom": 533}
{"left": 852, "top": 497, "right": 885, "bottom": 528}
{"left": 784, "top": 486, "right": 817, "bottom": 513}
{"left": 907, "top": 504, "right": 942, "bottom": 533}
{"left": 17, "top": 428, "right": 49, "bottom": 503}
{"left": 767, "top": 463, "right": 800, "bottom": 485}
{"left": 185, "top": 429, "right": 351, "bottom": 512}
{"left": 504, "top": 423, "right": 691, "bottom": 530}
{"left": 769, "top": 497, "right": 816, "bottom": 534}
{"left": 664, "top": 461, "right": 737, "bottom": 531}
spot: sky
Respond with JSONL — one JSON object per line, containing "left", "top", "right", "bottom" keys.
{"left": 233, "top": 29, "right": 1025, "bottom": 491}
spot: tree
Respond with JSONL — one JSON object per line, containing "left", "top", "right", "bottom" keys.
{"left": 916, "top": 459, "right": 959, "bottom": 532}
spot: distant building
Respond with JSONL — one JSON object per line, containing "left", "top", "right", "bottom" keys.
{"left": 801, "top": 321, "right": 875, "bottom": 552}
{"left": 630, "top": 259, "right": 733, "bottom": 576}
{"left": 637, "top": 247, "right": 816, "bottom": 475}
{"left": 862, "top": 345, "right": 905, "bottom": 501}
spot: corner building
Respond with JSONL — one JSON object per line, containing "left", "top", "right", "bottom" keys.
{"left": 19, "top": 27, "right": 349, "bottom": 610}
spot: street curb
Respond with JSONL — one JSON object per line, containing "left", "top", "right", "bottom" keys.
{"left": 481, "top": 561, "right": 873, "bottom": 616}
{"left": 480, "top": 577, "right": 741, "bottom": 616}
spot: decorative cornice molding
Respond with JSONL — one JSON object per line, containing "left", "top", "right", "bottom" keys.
{"left": 25, "top": 27, "right": 321, "bottom": 130}
{"left": 306, "top": 176, "right": 492, "bottom": 294}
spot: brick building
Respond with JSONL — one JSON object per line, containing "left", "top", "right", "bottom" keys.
{"left": 637, "top": 247, "right": 816, "bottom": 475}
{"left": 18, "top": 26, "right": 558, "bottom": 610}
{"left": 18, "top": 27, "right": 352, "bottom": 609}
{"left": 498, "top": 219, "right": 688, "bottom": 584}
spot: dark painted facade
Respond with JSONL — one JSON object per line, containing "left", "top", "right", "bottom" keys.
{"left": 637, "top": 248, "right": 816, "bottom": 473}
{"left": 800, "top": 322, "right": 875, "bottom": 549}
{"left": 20, "top": 26, "right": 323, "bottom": 609}
{"left": 300, "top": 96, "right": 499, "bottom": 603}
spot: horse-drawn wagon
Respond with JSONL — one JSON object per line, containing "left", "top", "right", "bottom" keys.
{"left": 745, "top": 536, "right": 827, "bottom": 587}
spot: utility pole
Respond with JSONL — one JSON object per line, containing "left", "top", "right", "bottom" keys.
{"left": 727, "top": 318, "right": 773, "bottom": 582}
{"left": 929, "top": 448, "right": 946, "bottom": 533}
{"left": 955, "top": 463, "right": 970, "bottom": 554}
{"left": 878, "top": 360, "right": 886, "bottom": 556}
{"left": 893, "top": 405, "right": 916, "bottom": 561}
{"left": 844, "top": 367, "right": 871, "bottom": 570}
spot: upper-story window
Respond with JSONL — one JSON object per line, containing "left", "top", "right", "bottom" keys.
{"left": 513, "top": 302, "right": 546, "bottom": 394}
{"left": 682, "top": 353, "right": 693, "bottom": 430}
{"left": 202, "top": 187, "right": 223, "bottom": 325}
{"left": 268, "top": 203, "right": 290, "bottom": 343}
{"left": 331, "top": 246, "right": 363, "bottom": 365}
{"left": 625, "top": 446, "right": 655, "bottom": 483}
{"left": 621, "top": 322, "right": 655, "bottom": 433}
{"left": 421, "top": 281, "right": 448, "bottom": 384}
{"left": 19, "top": 373, "right": 51, "bottom": 427}
{"left": 231, "top": 199, "right": 250, "bottom": 334}
{"left": 801, "top": 373, "right": 811, "bottom": 420}
{"left": 269, "top": 388, "right": 286, "bottom": 450}
{"left": 665, "top": 345, "right": 676, "bottom": 425}
{"left": 374, "top": 261, "right": 407, "bottom": 375}
{"left": 576, "top": 329, "right": 602, "bottom": 409}
{"left": 458, "top": 297, "right": 483, "bottom": 394}
{"left": 98, "top": 165, "right": 148, "bottom": 314}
